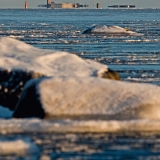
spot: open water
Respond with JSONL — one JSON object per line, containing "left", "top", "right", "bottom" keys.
{"left": 1, "top": 8, "right": 160, "bottom": 159}
{"left": 1, "top": 9, "right": 160, "bottom": 85}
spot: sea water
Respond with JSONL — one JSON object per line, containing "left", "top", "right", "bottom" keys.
{"left": 1, "top": 9, "right": 160, "bottom": 159}
{"left": 1, "top": 9, "right": 160, "bottom": 85}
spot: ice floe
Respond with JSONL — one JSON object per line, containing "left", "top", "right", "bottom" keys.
{"left": 0, "top": 119, "right": 160, "bottom": 134}
{"left": 0, "top": 139, "right": 39, "bottom": 156}
{"left": 0, "top": 37, "right": 120, "bottom": 111}
{"left": 0, "top": 37, "right": 160, "bottom": 134}
{"left": 0, "top": 37, "right": 108, "bottom": 77}
{"left": 83, "top": 25, "right": 142, "bottom": 35}
{"left": 13, "top": 76, "right": 160, "bottom": 121}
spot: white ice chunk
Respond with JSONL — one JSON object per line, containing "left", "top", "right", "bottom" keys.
{"left": 36, "top": 76, "right": 160, "bottom": 120}
{"left": 0, "top": 139, "right": 39, "bottom": 156}
{"left": 83, "top": 24, "right": 143, "bottom": 35}
{"left": 0, "top": 37, "right": 108, "bottom": 77}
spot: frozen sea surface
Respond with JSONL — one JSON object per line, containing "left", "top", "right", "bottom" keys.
{"left": 0, "top": 37, "right": 159, "bottom": 160}
{"left": 1, "top": 132, "right": 160, "bottom": 160}
{"left": 0, "top": 9, "right": 160, "bottom": 159}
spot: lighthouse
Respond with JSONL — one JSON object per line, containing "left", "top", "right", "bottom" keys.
{"left": 25, "top": 0, "right": 28, "bottom": 9}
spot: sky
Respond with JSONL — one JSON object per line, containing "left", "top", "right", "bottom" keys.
{"left": 0, "top": 0, "right": 160, "bottom": 9}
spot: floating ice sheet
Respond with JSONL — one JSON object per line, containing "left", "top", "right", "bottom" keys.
{"left": 83, "top": 25, "right": 143, "bottom": 35}
{"left": 0, "top": 37, "right": 160, "bottom": 134}
{"left": 0, "top": 37, "right": 108, "bottom": 77}
{"left": 0, "top": 138, "right": 39, "bottom": 156}
{"left": 0, "top": 119, "right": 160, "bottom": 134}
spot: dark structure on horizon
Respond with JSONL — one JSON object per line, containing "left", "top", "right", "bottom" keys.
{"left": 108, "top": 5, "right": 135, "bottom": 8}
{"left": 25, "top": 0, "right": 28, "bottom": 9}
{"left": 47, "top": 0, "right": 51, "bottom": 8}
{"left": 38, "top": 1, "right": 89, "bottom": 9}
{"left": 97, "top": 3, "right": 100, "bottom": 9}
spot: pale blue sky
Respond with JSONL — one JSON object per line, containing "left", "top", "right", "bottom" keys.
{"left": 0, "top": 0, "right": 160, "bottom": 8}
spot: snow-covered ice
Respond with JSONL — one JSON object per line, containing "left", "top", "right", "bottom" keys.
{"left": 13, "top": 75, "right": 160, "bottom": 121}
{"left": 0, "top": 37, "right": 160, "bottom": 134}
{"left": 0, "top": 119, "right": 160, "bottom": 134}
{"left": 83, "top": 25, "right": 143, "bottom": 35}
{"left": 0, "top": 139, "right": 39, "bottom": 156}
{"left": 0, "top": 37, "right": 108, "bottom": 77}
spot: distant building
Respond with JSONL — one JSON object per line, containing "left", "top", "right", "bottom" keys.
{"left": 25, "top": 0, "right": 28, "bottom": 9}
{"left": 38, "top": 1, "right": 89, "bottom": 9}
{"left": 51, "top": 2, "right": 74, "bottom": 8}
{"left": 84, "top": 4, "right": 89, "bottom": 8}
{"left": 47, "top": 0, "right": 51, "bottom": 8}
{"left": 97, "top": 3, "right": 100, "bottom": 9}
{"left": 38, "top": 4, "right": 47, "bottom": 7}
{"left": 108, "top": 5, "right": 135, "bottom": 8}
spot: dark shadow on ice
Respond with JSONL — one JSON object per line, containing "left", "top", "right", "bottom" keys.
{"left": 13, "top": 78, "right": 45, "bottom": 119}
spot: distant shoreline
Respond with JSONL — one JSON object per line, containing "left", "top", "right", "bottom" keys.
{"left": 0, "top": 8, "right": 159, "bottom": 10}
